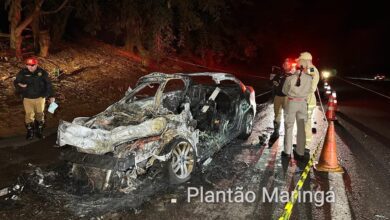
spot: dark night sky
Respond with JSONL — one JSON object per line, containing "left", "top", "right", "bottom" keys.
{"left": 0, "top": 0, "right": 389, "bottom": 75}
{"left": 253, "top": 0, "right": 390, "bottom": 75}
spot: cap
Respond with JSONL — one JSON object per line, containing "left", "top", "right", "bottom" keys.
{"left": 298, "top": 52, "right": 312, "bottom": 61}
{"left": 25, "top": 57, "right": 38, "bottom": 65}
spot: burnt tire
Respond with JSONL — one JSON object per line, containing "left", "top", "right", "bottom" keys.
{"left": 239, "top": 111, "right": 254, "bottom": 139}
{"left": 167, "top": 138, "right": 196, "bottom": 184}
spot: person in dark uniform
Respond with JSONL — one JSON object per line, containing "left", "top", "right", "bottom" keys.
{"left": 14, "top": 57, "right": 55, "bottom": 140}
{"left": 270, "top": 58, "right": 295, "bottom": 140}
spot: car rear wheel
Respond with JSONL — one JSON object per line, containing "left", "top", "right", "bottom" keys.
{"left": 168, "top": 139, "right": 196, "bottom": 184}
{"left": 239, "top": 111, "right": 254, "bottom": 139}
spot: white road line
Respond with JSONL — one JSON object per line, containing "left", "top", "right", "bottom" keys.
{"left": 338, "top": 77, "right": 390, "bottom": 100}
{"left": 345, "top": 77, "right": 389, "bottom": 82}
{"left": 315, "top": 105, "right": 352, "bottom": 220}
{"left": 329, "top": 172, "right": 352, "bottom": 220}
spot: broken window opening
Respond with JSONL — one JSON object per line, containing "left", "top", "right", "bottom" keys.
{"left": 162, "top": 79, "right": 186, "bottom": 114}
{"left": 125, "top": 82, "right": 160, "bottom": 103}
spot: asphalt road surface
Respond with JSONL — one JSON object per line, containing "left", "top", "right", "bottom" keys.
{"left": 0, "top": 102, "right": 326, "bottom": 219}
{"left": 0, "top": 75, "right": 389, "bottom": 220}
{"left": 331, "top": 77, "right": 390, "bottom": 220}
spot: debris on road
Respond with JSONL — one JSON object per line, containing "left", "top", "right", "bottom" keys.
{"left": 258, "top": 133, "right": 268, "bottom": 146}
{"left": 0, "top": 187, "right": 9, "bottom": 197}
{"left": 27, "top": 163, "right": 54, "bottom": 188}
{"left": 375, "top": 214, "right": 389, "bottom": 220}
{"left": 1, "top": 182, "right": 25, "bottom": 201}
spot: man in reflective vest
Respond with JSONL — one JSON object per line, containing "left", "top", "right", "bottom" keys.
{"left": 297, "top": 52, "right": 320, "bottom": 149}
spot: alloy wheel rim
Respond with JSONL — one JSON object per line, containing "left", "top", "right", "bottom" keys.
{"left": 171, "top": 141, "right": 194, "bottom": 179}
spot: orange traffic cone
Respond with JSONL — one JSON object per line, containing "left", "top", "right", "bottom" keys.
{"left": 333, "top": 99, "right": 338, "bottom": 121}
{"left": 325, "top": 95, "right": 336, "bottom": 121}
{"left": 314, "top": 121, "right": 344, "bottom": 173}
{"left": 325, "top": 89, "right": 331, "bottom": 98}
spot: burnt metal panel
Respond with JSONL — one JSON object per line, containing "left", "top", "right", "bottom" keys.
{"left": 60, "top": 147, "right": 135, "bottom": 171}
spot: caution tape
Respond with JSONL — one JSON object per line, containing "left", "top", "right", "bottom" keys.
{"left": 166, "top": 57, "right": 269, "bottom": 80}
{"left": 278, "top": 137, "right": 324, "bottom": 220}
{"left": 255, "top": 90, "right": 272, "bottom": 98}
{"left": 166, "top": 57, "right": 226, "bottom": 72}
{"left": 242, "top": 73, "right": 269, "bottom": 79}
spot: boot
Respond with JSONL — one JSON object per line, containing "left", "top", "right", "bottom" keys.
{"left": 35, "top": 120, "right": 45, "bottom": 139}
{"left": 270, "top": 121, "right": 280, "bottom": 140}
{"left": 25, "top": 123, "right": 34, "bottom": 140}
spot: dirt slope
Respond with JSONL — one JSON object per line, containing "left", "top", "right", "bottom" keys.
{"left": 0, "top": 39, "right": 188, "bottom": 138}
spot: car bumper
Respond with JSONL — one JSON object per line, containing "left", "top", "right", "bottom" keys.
{"left": 57, "top": 120, "right": 113, "bottom": 155}
{"left": 60, "top": 147, "right": 135, "bottom": 171}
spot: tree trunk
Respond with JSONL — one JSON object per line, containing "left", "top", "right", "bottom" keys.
{"left": 13, "top": 34, "right": 23, "bottom": 58}
{"left": 8, "top": 0, "right": 67, "bottom": 58}
{"left": 125, "top": 35, "right": 142, "bottom": 54}
{"left": 9, "top": 0, "right": 22, "bottom": 57}
{"left": 39, "top": 30, "right": 50, "bottom": 57}
{"left": 10, "top": 31, "right": 22, "bottom": 57}
{"left": 10, "top": 27, "right": 17, "bottom": 52}
{"left": 125, "top": 31, "right": 149, "bottom": 66}
{"left": 10, "top": 24, "right": 23, "bottom": 58}
{"left": 50, "top": 8, "right": 71, "bottom": 44}
{"left": 31, "top": 17, "right": 40, "bottom": 53}
{"left": 9, "top": 0, "right": 40, "bottom": 58}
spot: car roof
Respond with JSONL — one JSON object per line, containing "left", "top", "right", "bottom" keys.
{"left": 138, "top": 72, "right": 242, "bottom": 85}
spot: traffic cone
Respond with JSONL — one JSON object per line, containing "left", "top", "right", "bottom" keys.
{"left": 325, "top": 89, "right": 331, "bottom": 98}
{"left": 332, "top": 91, "right": 337, "bottom": 99}
{"left": 325, "top": 94, "right": 336, "bottom": 121}
{"left": 330, "top": 91, "right": 338, "bottom": 120}
{"left": 323, "top": 82, "right": 329, "bottom": 90}
{"left": 314, "top": 121, "right": 343, "bottom": 173}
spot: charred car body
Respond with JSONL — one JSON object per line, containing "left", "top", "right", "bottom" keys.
{"left": 57, "top": 72, "right": 256, "bottom": 191}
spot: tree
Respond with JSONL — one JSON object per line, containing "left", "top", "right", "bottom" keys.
{"left": 5, "top": 0, "right": 68, "bottom": 58}
{"left": 16, "top": 0, "right": 258, "bottom": 64}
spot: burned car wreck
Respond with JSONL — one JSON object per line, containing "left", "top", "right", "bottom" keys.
{"left": 57, "top": 72, "right": 256, "bottom": 191}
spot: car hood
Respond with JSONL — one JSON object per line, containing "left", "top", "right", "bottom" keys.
{"left": 73, "top": 98, "right": 157, "bottom": 131}
{"left": 57, "top": 116, "right": 168, "bottom": 155}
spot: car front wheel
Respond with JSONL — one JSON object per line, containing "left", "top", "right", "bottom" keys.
{"left": 239, "top": 111, "right": 254, "bottom": 139}
{"left": 168, "top": 138, "right": 196, "bottom": 184}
